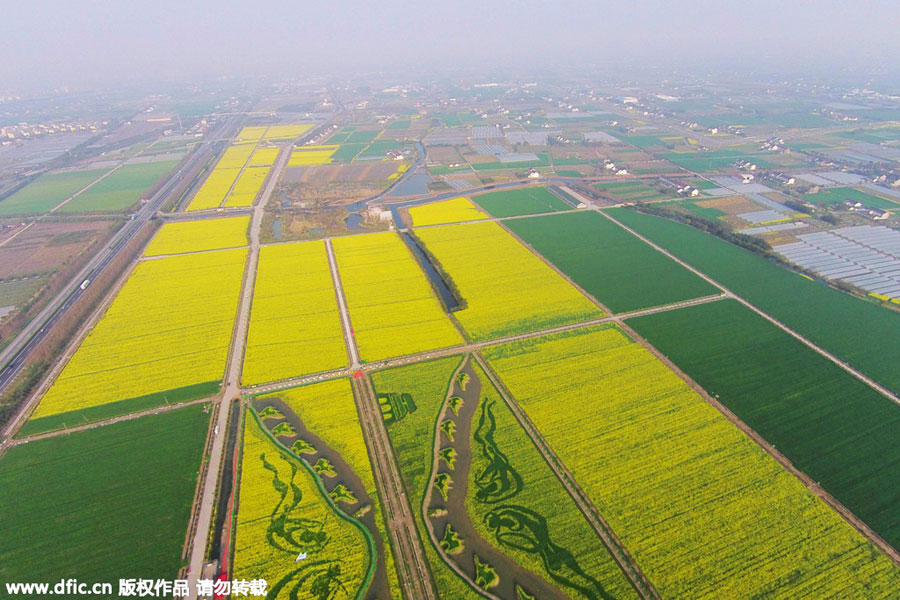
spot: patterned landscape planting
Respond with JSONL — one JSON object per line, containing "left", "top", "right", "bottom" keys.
{"left": 484, "top": 325, "right": 900, "bottom": 599}
{"left": 408, "top": 197, "right": 489, "bottom": 227}
{"left": 628, "top": 299, "right": 900, "bottom": 552}
{"left": 143, "top": 215, "right": 249, "bottom": 256}
{"left": 424, "top": 357, "right": 638, "bottom": 599}
{"left": 243, "top": 241, "right": 347, "bottom": 385}
{"left": 372, "top": 357, "right": 482, "bottom": 600}
{"left": 332, "top": 232, "right": 463, "bottom": 361}
{"left": 607, "top": 207, "right": 900, "bottom": 394}
{"left": 255, "top": 378, "right": 402, "bottom": 597}
{"left": 29, "top": 249, "right": 246, "bottom": 423}
{"left": 415, "top": 221, "right": 602, "bottom": 340}
{"left": 0, "top": 405, "right": 210, "bottom": 587}
{"left": 504, "top": 211, "right": 716, "bottom": 313}
{"left": 232, "top": 410, "right": 371, "bottom": 599}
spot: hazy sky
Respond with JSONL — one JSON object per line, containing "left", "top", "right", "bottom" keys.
{"left": 2, "top": 0, "right": 900, "bottom": 89}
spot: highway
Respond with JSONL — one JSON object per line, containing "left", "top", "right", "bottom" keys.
{"left": 0, "top": 115, "right": 241, "bottom": 436}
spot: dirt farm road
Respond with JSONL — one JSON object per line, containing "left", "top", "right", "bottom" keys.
{"left": 184, "top": 133, "right": 288, "bottom": 600}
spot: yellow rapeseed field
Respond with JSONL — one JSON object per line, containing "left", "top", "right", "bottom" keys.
{"left": 224, "top": 167, "right": 269, "bottom": 207}
{"left": 243, "top": 242, "right": 347, "bottom": 385}
{"left": 232, "top": 412, "right": 369, "bottom": 597}
{"left": 185, "top": 167, "right": 241, "bottom": 211}
{"left": 288, "top": 146, "right": 338, "bottom": 167}
{"left": 263, "top": 124, "right": 314, "bottom": 140}
{"left": 247, "top": 146, "right": 280, "bottom": 167}
{"left": 408, "top": 197, "right": 488, "bottom": 227}
{"left": 265, "top": 378, "right": 401, "bottom": 595}
{"left": 236, "top": 126, "right": 268, "bottom": 141}
{"left": 484, "top": 325, "right": 900, "bottom": 599}
{"left": 217, "top": 143, "right": 257, "bottom": 169}
{"left": 332, "top": 233, "right": 463, "bottom": 361}
{"left": 143, "top": 216, "right": 249, "bottom": 257}
{"left": 415, "top": 221, "right": 601, "bottom": 340}
{"left": 33, "top": 249, "right": 247, "bottom": 418}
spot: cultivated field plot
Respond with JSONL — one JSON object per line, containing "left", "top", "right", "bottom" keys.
{"left": 804, "top": 187, "right": 899, "bottom": 209}
{"left": 288, "top": 146, "right": 338, "bottom": 167}
{"left": 232, "top": 408, "right": 371, "bottom": 598}
{"left": 59, "top": 160, "right": 178, "bottom": 213}
{"left": 25, "top": 249, "right": 246, "bottom": 432}
{"left": 628, "top": 299, "right": 900, "bottom": 550}
{"left": 332, "top": 233, "right": 463, "bottom": 361}
{"left": 661, "top": 149, "right": 779, "bottom": 171}
{"left": 186, "top": 143, "right": 258, "bottom": 211}
{"left": 243, "top": 242, "right": 346, "bottom": 385}
{"left": 484, "top": 325, "right": 900, "bottom": 599}
{"left": 415, "top": 221, "right": 602, "bottom": 340}
{"left": 185, "top": 167, "right": 241, "bottom": 211}
{"left": 253, "top": 379, "right": 401, "bottom": 597}
{"left": 0, "top": 277, "right": 46, "bottom": 311}
{"left": 506, "top": 211, "right": 716, "bottom": 313}
{"left": 223, "top": 166, "right": 269, "bottom": 207}
{"left": 424, "top": 356, "right": 639, "bottom": 599}
{"left": 0, "top": 220, "right": 114, "bottom": 280}
{"left": 237, "top": 125, "right": 268, "bottom": 141}
{"left": 247, "top": 146, "right": 280, "bottom": 166}
{"left": 0, "top": 405, "right": 209, "bottom": 587}
{"left": 594, "top": 181, "right": 665, "bottom": 203}
{"left": 372, "top": 356, "right": 482, "bottom": 600}
{"left": 143, "top": 215, "right": 249, "bottom": 257}
{"left": 608, "top": 207, "right": 900, "bottom": 394}
{"left": 263, "top": 124, "right": 314, "bottom": 140}
{"left": 0, "top": 168, "right": 109, "bottom": 215}
{"left": 408, "top": 197, "right": 489, "bottom": 227}
{"left": 471, "top": 186, "right": 570, "bottom": 218}
{"left": 282, "top": 162, "right": 400, "bottom": 185}
{"left": 216, "top": 143, "right": 257, "bottom": 169}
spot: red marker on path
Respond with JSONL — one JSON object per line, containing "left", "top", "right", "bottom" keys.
{"left": 353, "top": 371, "right": 365, "bottom": 379}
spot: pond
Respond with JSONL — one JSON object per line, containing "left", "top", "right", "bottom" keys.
{"left": 344, "top": 213, "right": 363, "bottom": 230}
{"left": 271, "top": 216, "right": 282, "bottom": 240}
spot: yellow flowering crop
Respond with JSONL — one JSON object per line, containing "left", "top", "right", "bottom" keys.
{"left": 243, "top": 242, "right": 347, "bottom": 385}
{"left": 408, "top": 197, "right": 488, "bottom": 227}
{"left": 32, "top": 249, "right": 247, "bottom": 418}
{"left": 332, "top": 232, "right": 463, "bottom": 361}
{"left": 416, "top": 221, "right": 602, "bottom": 340}
{"left": 288, "top": 146, "right": 338, "bottom": 167}
{"left": 484, "top": 325, "right": 900, "bottom": 599}
{"left": 186, "top": 167, "right": 241, "bottom": 211}
{"left": 387, "top": 163, "right": 409, "bottom": 181}
{"left": 217, "top": 143, "right": 257, "bottom": 169}
{"left": 247, "top": 147, "right": 280, "bottom": 167}
{"left": 263, "top": 124, "right": 314, "bottom": 140}
{"left": 143, "top": 216, "right": 249, "bottom": 257}
{"left": 236, "top": 126, "right": 268, "bottom": 141}
{"left": 232, "top": 412, "right": 369, "bottom": 597}
{"left": 224, "top": 167, "right": 270, "bottom": 207}
{"left": 264, "top": 378, "right": 401, "bottom": 595}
